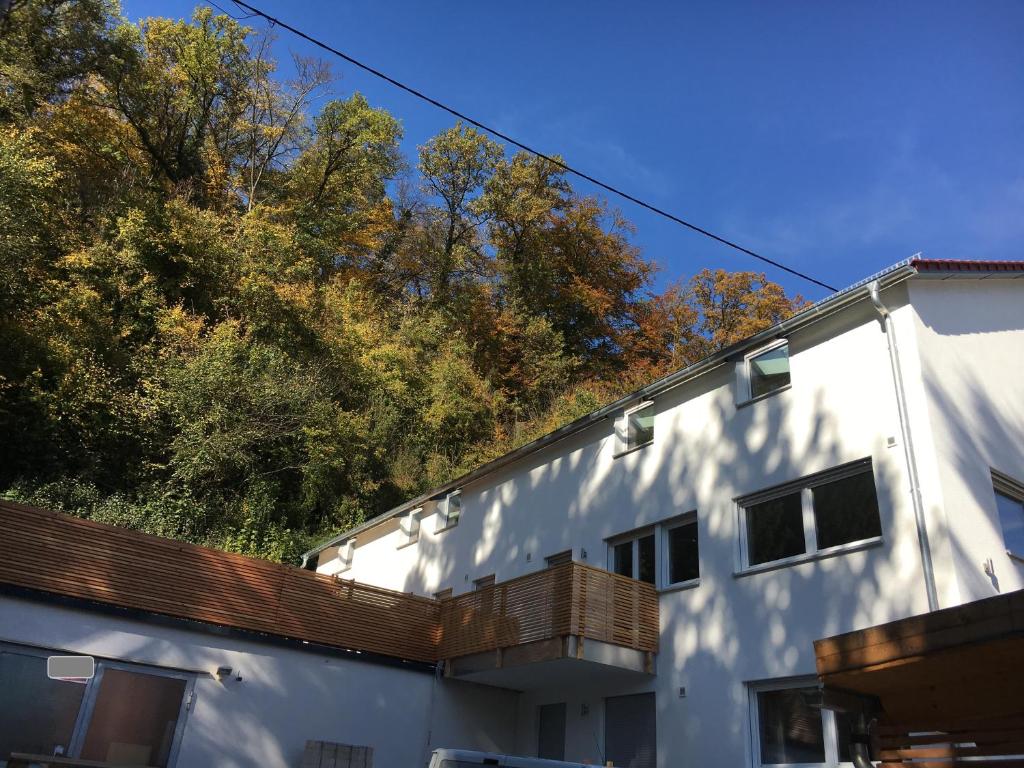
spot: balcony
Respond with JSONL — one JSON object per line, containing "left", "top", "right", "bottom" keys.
{"left": 437, "top": 561, "right": 659, "bottom": 689}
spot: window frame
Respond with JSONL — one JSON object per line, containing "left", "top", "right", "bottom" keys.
{"left": 662, "top": 513, "right": 701, "bottom": 589}
{"left": 616, "top": 400, "right": 655, "bottom": 457}
{"left": 736, "top": 459, "right": 883, "bottom": 575}
{"left": 435, "top": 491, "right": 462, "bottom": 533}
{"left": 335, "top": 538, "right": 355, "bottom": 573}
{"left": 0, "top": 641, "right": 195, "bottom": 768}
{"left": 747, "top": 676, "right": 852, "bottom": 768}
{"left": 606, "top": 512, "right": 701, "bottom": 591}
{"left": 992, "top": 469, "right": 1024, "bottom": 561}
{"left": 607, "top": 526, "right": 656, "bottom": 585}
{"left": 738, "top": 340, "right": 792, "bottom": 405}
{"left": 397, "top": 507, "right": 422, "bottom": 549}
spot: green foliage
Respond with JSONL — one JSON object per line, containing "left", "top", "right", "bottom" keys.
{"left": 0, "top": 2, "right": 806, "bottom": 562}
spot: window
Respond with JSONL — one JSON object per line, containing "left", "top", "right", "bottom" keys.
{"left": 749, "top": 679, "right": 856, "bottom": 767}
{"left": 745, "top": 342, "right": 791, "bottom": 400}
{"left": 609, "top": 513, "right": 701, "bottom": 588}
{"left": 739, "top": 459, "right": 881, "bottom": 570}
{"left": 666, "top": 518, "right": 700, "bottom": 585}
{"left": 993, "top": 470, "right": 1024, "bottom": 558}
{"left": 545, "top": 550, "right": 572, "bottom": 567}
{"left": 473, "top": 574, "right": 495, "bottom": 590}
{"left": 619, "top": 401, "right": 655, "bottom": 454}
{"left": 398, "top": 508, "right": 421, "bottom": 548}
{"left": 434, "top": 587, "right": 453, "bottom": 600}
{"left": 0, "top": 643, "right": 193, "bottom": 768}
{"left": 336, "top": 539, "right": 355, "bottom": 572}
{"left": 611, "top": 531, "right": 656, "bottom": 584}
{"left": 436, "top": 491, "right": 462, "bottom": 532}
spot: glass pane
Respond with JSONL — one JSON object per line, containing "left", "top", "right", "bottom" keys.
{"left": 668, "top": 522, "right": 699, "bottom": 583}
{"left": 757, "top": 687, "right": 826, "bottom": 764}
{"left": 613, "top": 540, "right": 634, "bottom": 578}
{"left": 996, "top": 491, "right": 1024, "bottom": 555}
{"left": 813, "top": 471, "right": 882, "bottom": 550}
{"left": 627, "top": 405, "right": 654, "bottom": 449}
{"left": 834, "top": 709, "right": 862, "bottom": 763}
{"left": 447, "top": 494, "right": 461, "bottom": 526}
{"left": 749, "top": 345, "right": 791, "bottom": 399}
{"left": 637, "top": 534, "right": 656, "bottom": 584}
{"left": 0, "top": 651, "right": 86, "bottom": 758}
{"left": 746, "top": 492, "right": 806, "bottom": 566}
{"left": 80, "top": 668, "right": 186, "bottom": 767}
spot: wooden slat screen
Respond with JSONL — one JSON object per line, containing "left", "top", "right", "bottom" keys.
{"left": 0, "top": 502, "right": 658, "bottom": 664}
{"left": 876, "top": 715, "right": 1024, "bottom": 767}
{"left": 0, "top": 501, "right": 439, "bottom": 662}
{"left": 437, "top": 561, "right": 659, "bottom": 659}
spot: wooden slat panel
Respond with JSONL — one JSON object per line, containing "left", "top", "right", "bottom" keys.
{"left": 1, "top": 502, "right": 658, "bottom": 665}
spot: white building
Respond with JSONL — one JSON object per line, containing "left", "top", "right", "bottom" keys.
{"left": 1, "top": 257, "right": 1022, "bottom": 768}
{"left": 306, "top": 257, "right": 1024, "bottom": 768}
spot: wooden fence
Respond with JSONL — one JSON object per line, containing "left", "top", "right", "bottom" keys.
{"left": 0, "top": 502, "right": 658, "bottom": 664}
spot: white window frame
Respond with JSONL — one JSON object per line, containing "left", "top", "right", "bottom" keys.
{"left": 992, "top": 469, "right": 1024, "bottom": 562}
{"left": 662, "top": 512, "right": 700, "bottom": 589}
{"left": 436, "top": 491, "right": 462, "bottom": 533}
{"left": 616, "top": 400, "right": 655, "bottom": 456}
{"left": 0, "top": 641, "right": 196, "bottom": 767}
{"left": 748, "top": 677, "right": 852, "bottom": 768}
{"left": 336, "top": 538, "right": 355, "bottom": 572}
{"left": 398, "top": 507, "right": 422, "bottom": 549}
{"left": 736, "top": 459, "right": 882, "bottom": 575}
{"left": 738, "top": 339, "right": 791, "bottom": 405}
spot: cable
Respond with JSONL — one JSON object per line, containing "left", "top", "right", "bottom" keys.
{"left": 226, "top": 0, "right": 839, "bottom": 293}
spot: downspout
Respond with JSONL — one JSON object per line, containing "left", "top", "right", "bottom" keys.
{"left": 867, "top": 281, "right": 939, "bottom": 612}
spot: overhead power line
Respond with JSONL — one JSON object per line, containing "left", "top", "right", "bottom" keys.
{"left": 226, "top": 0, "right": 839, "bottom": 293}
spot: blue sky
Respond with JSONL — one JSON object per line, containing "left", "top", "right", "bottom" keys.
{"left": 122, "top": 1, "right": 1024, "bottom": 300}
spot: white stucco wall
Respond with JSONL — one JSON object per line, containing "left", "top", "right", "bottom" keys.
{"left": 0, "top": 595, "right": 519, "bottom": 768}
{"left": 908, "top": 277, "right": 1024, "bottom": 601}
{"left": 320, "top": 281, "right": 960, "bottom": 767}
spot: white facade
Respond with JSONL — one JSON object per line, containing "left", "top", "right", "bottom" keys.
{"left": 0, "top": 594, "right": 519, "bottom": 768}
{"left": 312, "top": 268, "right": 1024, "bottom": 767}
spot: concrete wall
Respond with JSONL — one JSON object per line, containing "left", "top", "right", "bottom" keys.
{"left": 0, "top": 595, "right": 519, "bottom": 768}
{"left": 908, "top": 277, "right": 1024, "bottom": 601}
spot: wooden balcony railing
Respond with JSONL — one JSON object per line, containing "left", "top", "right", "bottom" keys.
{"left": 437, "top": 561, "right": 659, "bottom": 659}
{"left": 0, "top": 502, "right": 659, "bottom": 666}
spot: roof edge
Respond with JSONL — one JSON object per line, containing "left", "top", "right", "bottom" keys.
{"left": 303, "top": 259, "right": 921, "bottom": 561}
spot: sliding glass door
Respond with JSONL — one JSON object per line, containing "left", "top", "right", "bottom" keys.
{"left": 0, "top": 643, "right": 194, "bottom": 767}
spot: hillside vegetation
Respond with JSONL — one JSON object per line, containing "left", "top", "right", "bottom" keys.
{"left": 0, "top": 1, "right": 805, "bottom": 562}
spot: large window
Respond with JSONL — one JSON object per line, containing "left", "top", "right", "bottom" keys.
{"left": 749, "top": 679, "right": 858, "bottom": 767}
{"left": 608, "top": 513, "right": 700, "bottom": 588}
{"left": 993, "top": 470, "right": 1024, "bottom": 559}
{"left": 0, "top": 643, "right": 193, "bottom": 767}
{"left": 739, "top": 459, "right": 882, "bottom": 570}
{"left": 619, "top": 402, "right": 655, "bottom": 454}
{"left": 605, "top": 693, "right": 656, "bottom": 768}
{"left": 743, "top": 342, "right": 791, "bottom": 402}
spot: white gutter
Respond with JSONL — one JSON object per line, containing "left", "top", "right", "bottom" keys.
{"left": 868, "top": 280, "right": 940, "bottom": 612}
{"left": 303, "top": 261, "right": 920, "bottom": 563}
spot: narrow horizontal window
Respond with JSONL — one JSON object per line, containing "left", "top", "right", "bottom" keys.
{"left": 748, "top": 343, "right": 791, "bottom": 399}
{"left": 740, "top": 460, "right": 881, "bottom": 570}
